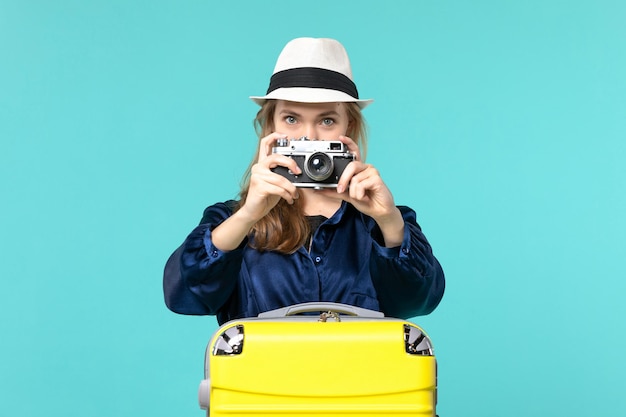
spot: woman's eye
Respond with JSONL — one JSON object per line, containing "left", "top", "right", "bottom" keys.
{"left": 321, "top": 118, "right": 335, "bottom": 126}
{"left": 285, "top": 116, "right": 297, "bottom": 124}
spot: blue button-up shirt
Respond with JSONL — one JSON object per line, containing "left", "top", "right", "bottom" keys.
{"left": 164, "top": 200, "right": 445, "bottom": 324}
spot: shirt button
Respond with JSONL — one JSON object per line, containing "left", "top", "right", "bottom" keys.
{"left": 402, "top": 248, "right": 409, "bottom": 254}
{"left": 315, "top": 256, "right": 322, "bottom": 263}
{"left": 212, "top": 250, "right": 219, "bottom": 257}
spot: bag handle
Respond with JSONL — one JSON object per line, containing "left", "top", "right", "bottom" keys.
{"left": 257, "top": 302, "right": 385, "bottom": 319}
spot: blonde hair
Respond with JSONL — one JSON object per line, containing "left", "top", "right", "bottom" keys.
{"left": 237, "top": 100, "right": 368, "bottom": 253}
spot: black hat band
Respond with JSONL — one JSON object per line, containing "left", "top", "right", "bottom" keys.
{"left": 267, "top": 67, "right": 359, "bottom": 99}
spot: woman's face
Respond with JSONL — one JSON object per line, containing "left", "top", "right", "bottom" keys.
{"left": 273, "top": 100, "right": 351, "bottom": 140}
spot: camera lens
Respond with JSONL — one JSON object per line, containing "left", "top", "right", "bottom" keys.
{"left": 305, "top": 152, "right": 333, "bottom": 181}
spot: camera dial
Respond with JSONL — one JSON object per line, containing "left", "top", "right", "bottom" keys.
{"left": 276, "top": 138, "right": 290, "bottom": 147}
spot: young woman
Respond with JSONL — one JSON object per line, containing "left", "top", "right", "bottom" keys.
{"left": 163, "top": 38, "right": 445, "bottom": 324}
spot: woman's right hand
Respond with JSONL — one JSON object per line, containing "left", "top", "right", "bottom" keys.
{"left": 239, "top": 133, "right": 302, "bottom": 223}
{"left": 211, "top": 133, "right": 301, "bottom": 252}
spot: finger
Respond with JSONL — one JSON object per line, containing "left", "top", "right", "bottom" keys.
{"left": 251, "top": 161, "right": 300, "bottom": 187}
{"left": 336, "top": 161, "right": 367, "bottom": 193}
{"left": 349, "top": 175, "right": 377, "bottom": 201}
{"left": 264, "top": 183, "right": 299, "bottom": 204}
{"left": 349, "top": 166, "right": 381, "bottom": 200}
{"left": 338, "top": 135, "right": 362, "bottom": 161}
{"left": 258, "top": 132, "right": 287, "bottom": 162}
{"left": 250, "top": 170, "right": 300, "bottom": 204}
{"left": 262, "top": 154, "right": 302, "bottom": 175}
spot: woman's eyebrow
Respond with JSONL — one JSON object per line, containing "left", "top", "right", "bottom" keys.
{"left": 277, "top": 109, "right": 341, "bottom": 118}
{"left": 278, "top": 109, "right": 302, "bottom": 117}
{"left": 318, "top": 111, "right": 341, "bottom": 118}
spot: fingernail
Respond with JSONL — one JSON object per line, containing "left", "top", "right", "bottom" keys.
{"left": 337, "top": 185, "right": 344, "bottom": 193}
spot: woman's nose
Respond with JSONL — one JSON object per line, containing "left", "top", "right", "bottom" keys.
{"left": 303, "top": 125, "right": 318, "bottom": 140}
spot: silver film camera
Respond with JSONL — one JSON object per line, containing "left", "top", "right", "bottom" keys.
{"left": 271, "top": 137, "right": 355, "bottom": 188}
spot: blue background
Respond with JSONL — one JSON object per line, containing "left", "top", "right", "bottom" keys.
{"left": 2, "top": 1, "right": 625, "bottom": 416}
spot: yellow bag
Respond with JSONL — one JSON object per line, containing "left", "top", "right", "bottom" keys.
{"left": 198, "top": 302, "right": 437, "bottom": 417}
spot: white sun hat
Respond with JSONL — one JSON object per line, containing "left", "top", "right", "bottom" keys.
{"left": 250, "top": 37, "right": 373, "bottom": 109}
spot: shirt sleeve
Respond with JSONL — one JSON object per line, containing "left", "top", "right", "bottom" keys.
{"left": 368, "top": 206, "right": 445, "bottom": 318}
{"left": 162, "top": 201, "right": 245, "bottom": 315}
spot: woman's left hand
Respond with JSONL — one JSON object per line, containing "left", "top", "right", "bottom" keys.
{"left": 320, "top": 136, "right": 405, "bottom": 247}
